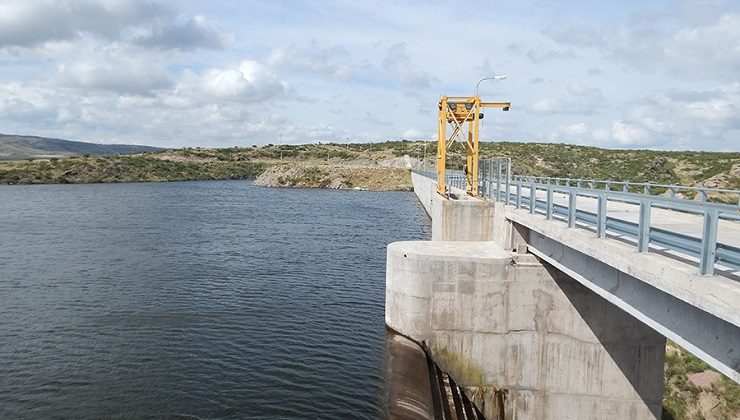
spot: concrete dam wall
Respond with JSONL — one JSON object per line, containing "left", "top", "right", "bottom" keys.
{"left": 385, "top": 173, "right": 665, "bottom": 419}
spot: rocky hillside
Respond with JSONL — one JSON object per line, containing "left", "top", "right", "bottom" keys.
{"left": 254, "top": 165, "right": 412, "bottom": 191}
{"left": 0, "top": 152, "right": 265, "bottom": 184}
{"left": 0, "top": 134, "right": 162, "bottom": 160}
{"left": 0, "top": 142, "right": 426, "bottom": 189}
{"left": 664, "top": 342, "right": 739, "bottom": 419}
{"left": 2, "top": 140, "right": 739, "bottom": 193}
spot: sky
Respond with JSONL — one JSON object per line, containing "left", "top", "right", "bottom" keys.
{"left": 0, "top": 0, "right": 738, "bottom": 151}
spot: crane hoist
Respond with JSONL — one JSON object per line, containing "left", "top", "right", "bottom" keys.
{"left": 436, "top": 96, "right": 510, "bottom": 196}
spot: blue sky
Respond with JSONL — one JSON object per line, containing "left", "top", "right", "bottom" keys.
{"left": 0, "top": 0, "right": 738, "bottom": 150}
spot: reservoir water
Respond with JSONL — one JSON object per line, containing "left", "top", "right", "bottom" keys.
{"left": 0, "top": 180, "right": 431, "bottom": 419}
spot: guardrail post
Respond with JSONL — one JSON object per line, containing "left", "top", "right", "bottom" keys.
{"left": 486, "top": 160, "right": 491, "bottom": 196}
{"left": 699, "top": 187, "right": 708, "bottom": 202}
{"left": 699, "top": 209, "right": 718, "bottom": 276}
{"left": 623, "top": 182, "right": 628, "bottom": 193}
{"left": 516, "top": 180, "right": 522, "bottom": 209}
{"left": 495, "top": 160, "right": 502, "bottom": 201}
{"left": 638, "top": 199, "right": 651, "bottom": 252}
{"left": 529, "top": 181, "right": 536, "bottom": 214}
{"left": 505, "top": 159, "right": 511, "bottom": 204}
{"left": 643, "top": 183, "right": 650, "bottom": 195}
{"left": 568, "top": 191, "right": 576, "bottom": 228}
{"left": 597, "top": 193, "right": 607, "bottom": 238}
{"left": 506, "top": 159, "right": 511, "bottom": 204}
{"left": 670, "top": 187, "right": 677, "bottom": 198}
{"left": 546, "top": 185, "right": 553, "bottom": 220}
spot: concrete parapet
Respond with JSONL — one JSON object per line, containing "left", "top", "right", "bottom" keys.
{"left": 410, "top": 172, "right": 435, "bottom": 217}
{"left": 386, "top": 240, "right": 664, "bottom": 419}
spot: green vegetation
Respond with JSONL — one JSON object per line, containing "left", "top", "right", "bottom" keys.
{"left": 392, "top": 140, "right": 740, "bottom": 187}
{"left": 2, "top": 140, "right": 738, "bottom": 192}
{"left": 663, "top": 342, "right": 739, "bottom": 419}
{"left": 0, "top": 153, "right": 265, "bottom": 184}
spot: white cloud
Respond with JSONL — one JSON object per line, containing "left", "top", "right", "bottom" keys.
{"left": 546, "top": 122, "right": 590, "bottom": 144}
{"left": 543, "top": 11, "right": 740, "bottom": 82}
{"left": 179, "top": 60, "right": 288, "bottom": 103}
{"left": 544, "top": 83, "right": 740, "bottom": 148}
{"left": 402, "top": 128, "right": 423, "bottom": 139}
{"left": 525, "top": 47, "right": 577, "bottom": 63}
{"left": 547, "top": 120, "right": 649, "bottom": 147}
{"left": 268, "top": 43, "right": 354, "bottom": 79}
{"left": 531, "top": 98, "right": 559, "bottom": 114}
{"left": 543, "top": 18, "right": 605, "bottom": 49}
{"left": 0, "top": 0, "right": 172, "bottom": 47}
{"left": 133, "top": 15, "right": 233, "bottom": 50}
{"left": 364, "top": 112, "right": 392, "bottom": 126}
{"left": 0, "top": 83, "right": 58, "bottom": 122}
{"left": 560, "top": 122, "right": 587, "bottom": 136}
{"left": 0, "top": 1, "right": 737, "bottom": 151}
{"left": 55, "top": 45, "right": 173, "bottom": 95}
{"left": 651, "top": 13, "right": 740, "bottom": 80}
{"left": 530, "top": 85, "right": 606, "bottom": 115}
{"left": 609, "top": 120, "right": 650, "bottom": 146}
{"left": 622, "top": 83, "right": 740, "bottom": 144}
{"left": 382, "top": 43, "right": 431, "bottom": 89}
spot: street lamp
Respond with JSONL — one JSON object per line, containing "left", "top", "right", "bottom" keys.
{"left": 475, "top": 74, "right": 507, "bottom": 97}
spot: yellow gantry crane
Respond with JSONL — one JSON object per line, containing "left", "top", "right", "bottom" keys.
{"left": 436, "top": 95, "right": 510, "bottom": 196}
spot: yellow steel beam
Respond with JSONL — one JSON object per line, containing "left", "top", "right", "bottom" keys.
{"left": 480, "top": 102, "right": 511, "bottom": 108}
{"left": 436, "top": 95, "right": 510, "bottom": 197}
{"left": 470, "top": 97, "right": 481, "bottom": 195}
{"left": 437, "top": 96, "right": 448, "bottom": 195}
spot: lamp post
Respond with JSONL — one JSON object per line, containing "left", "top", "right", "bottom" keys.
{"left": 475, "top": 74, "right": 507, "bottom": 98}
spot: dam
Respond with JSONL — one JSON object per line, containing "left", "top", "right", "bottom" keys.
{"left": 384, "top": 160, "right": 740, "bottom": 419}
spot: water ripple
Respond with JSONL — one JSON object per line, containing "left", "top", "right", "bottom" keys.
{"left": 0, "top": 181, "right": 430, "bottom": 419}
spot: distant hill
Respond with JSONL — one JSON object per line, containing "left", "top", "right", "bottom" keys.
{"left": 0, "top": 134, "right": 163, "bottom": 160}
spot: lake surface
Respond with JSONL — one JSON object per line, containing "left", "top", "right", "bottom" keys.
{"left": 0, "top": 180, "right": 430, "bottom": 419}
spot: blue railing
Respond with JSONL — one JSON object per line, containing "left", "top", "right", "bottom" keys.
{"left": 413, "top": 162, "right": 740, "bottom": 277}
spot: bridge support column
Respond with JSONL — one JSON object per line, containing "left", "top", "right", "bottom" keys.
{"left": 430, "top": 196, "right": 496, "bottom": 241}
{"left": 386, "top": 240, "right": 665, "bottom": 419}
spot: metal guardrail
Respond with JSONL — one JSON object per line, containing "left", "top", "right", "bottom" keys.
{"left": 511, "top": 175, "right": 740, "bottom": 206}
{"left": 413, "top": 160, "right": 740, "bottom": 277}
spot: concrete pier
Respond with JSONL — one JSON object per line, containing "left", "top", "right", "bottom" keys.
{"left": 386, "top": 240, "right": 664, "bottom": 419}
